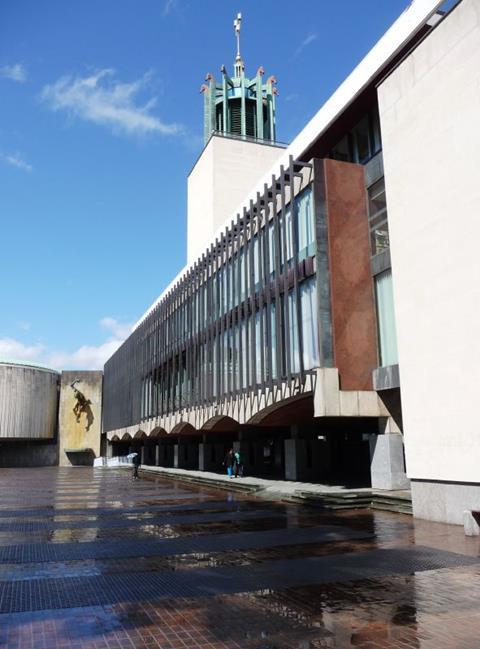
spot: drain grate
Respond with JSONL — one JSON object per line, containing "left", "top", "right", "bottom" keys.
{"left": 0, "top": 524, "right": 369, "bottom": 564}
{"left": 0, "top": 508, "right": 285, "bottom": 533}
{"left": 0, "top": 546, "right": 477, "bottom": 613}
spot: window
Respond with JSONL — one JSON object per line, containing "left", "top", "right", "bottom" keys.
{"left": 279, "top": 207, "right": 294, "bottom": 269}
{"left": 331, "top": 134, "right": 350, "bottom": 162}
{"left": 300, "top": 277, "right": 319, "bottom": 370}
{"left": 368, "top": 178, "right": 389, "bottom": 256}
{"left": 371, "top": 106, "right": 382, "bottom": 155}
{"left": 329, "top": 108, "right": 383, "bottom": 164}
{"left": 351, "top": 115, "right": 371, "bottom": 163}
{"left": 296, "top": 188, "right": 315, "bottom": 259}
{"left": 287, "top": 290, "right": 300, "bottom": 374}
{"left": 375, "top": 270, "right": 398, "bottom": 367}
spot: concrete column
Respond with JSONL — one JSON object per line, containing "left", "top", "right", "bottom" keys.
{"left": 199, "top": 442, "right": 220, "bottom": 472}
{"left": 284, "top": 438, "right": 303, "bottom": 481}
{"left": 369, "top": 433, "right": 410, "bottom": 490}
{"left": 155, "top": 444, "right": 161, "bottom": 467}
{"left": 106, "top": 441, "right": 113, "bottom": 458}
{"left": 173, "top": 444, "right": 180, "bottom": 468}
{"left": 140, "top": 446, "right": 146, "bottom": 465}
{"left": 174, "top": 442, "right": 192, "bottom": 469}
{"left": 198, "top": 443, "right": 206, "bottom": 471}
{"left": 284, "top": 438, "right": 325, "bottom": 482}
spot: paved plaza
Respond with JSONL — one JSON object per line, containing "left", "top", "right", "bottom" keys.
{"left": 0, "top": 469, "right": 479, "bottom": 648}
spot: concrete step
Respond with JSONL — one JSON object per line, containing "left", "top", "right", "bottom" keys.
{"left": 371, "top": 493, "right": 412, "bottom": 515}
{"left": 295, "top": 490, "right": 413, "bottom": 514}
{"left": 140, "top": 468, "right": 259, "bottom": 494}
{"left": 371, "top": 501, "right": 413, "bottom": 515}
{"left": 294, "top": 491, "right": 372, "bottom": 510}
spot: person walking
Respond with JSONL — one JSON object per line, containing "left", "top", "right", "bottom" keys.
{"left": 132, "top": 452, "right": 141, "bottom": 480}
{"left": 234, "top": 450, "right": 243, "bottom": 478}
{"left": 223, "top": 449, "right": 235, "bottom": 478}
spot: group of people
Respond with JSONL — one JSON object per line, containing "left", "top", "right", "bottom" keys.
{"left": 223, "top": 448, "right": 244, "bottom": 478}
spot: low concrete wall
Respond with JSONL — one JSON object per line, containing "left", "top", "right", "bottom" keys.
{"left": 412, "top": 480, "right": 480, "bottom": 526}
{"left": 0, "top": 440, "right": 58, "bottom": 467}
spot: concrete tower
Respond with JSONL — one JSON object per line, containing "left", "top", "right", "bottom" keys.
{"left": 201, "top": 13, "right": 277, "bottom": 144}
{"left": 188, "top": 13, "right": 284, "bottom": 263}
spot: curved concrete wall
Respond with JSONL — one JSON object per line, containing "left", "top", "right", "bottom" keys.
{"left": 0, "top": 363, "right": 59, "bottom": 440}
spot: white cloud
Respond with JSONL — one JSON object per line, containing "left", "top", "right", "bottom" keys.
{"left": 18, "top": 321, "right": 31, "bottom": 331}
{"left": 100, "top": 317, "right": 133, "bottom": 339}
{"left": 46, "top": 340, "right": 124, "bottom": 371}
{"left": 1, "top": 152, "right": 33, "bottom": 172}
{"left": 293, "top": 33, "right": 318, "bottom": 58}
{"left": 0, "top": 338, "right": 44, "bottom": 361}
{"left": 0, "top": 63, "right": 27, "bottom": 83}
{"left": 41, "top": 69, "right": 182, "bottom": 137}
{"left": 0, "top": 317, "right": 133, "bottom": 371}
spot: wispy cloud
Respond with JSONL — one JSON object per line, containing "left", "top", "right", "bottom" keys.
{"left": 163, "top": 0, "right": 177, "bottom": 16}
{"left": 285, "top": 93, "right": 299, "bottom": 102}
{"left": 293, "top": 33, "right": 318, "bottom": 59}
{"left": 100, "top": 317, "right": 133, "bottom": 340}
{"left": 0, "top": 317, "right": 134, "bottom": 371}
{"left": 41, "top": 69, "right": 182, "bottom": 138}
{"left": 1, "top": 152, "right": 33, "bottom": 172}
{"left": 18, "top": 321, "right": 31, "bottom": 331}
{"left": 0, "top": 63, "right": 27, "bottom": 83}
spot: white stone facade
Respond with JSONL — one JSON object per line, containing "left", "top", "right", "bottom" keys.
{"left": 378, "top": 0, "right": 480, "bottom": 521}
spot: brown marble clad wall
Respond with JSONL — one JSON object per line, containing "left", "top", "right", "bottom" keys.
{"left": 322, "top": 158, "right": 377, "bottom": 390}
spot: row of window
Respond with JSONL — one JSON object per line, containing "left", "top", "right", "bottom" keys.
{"left": 330, "top": 108, "right": 382, "bottom": 165}
{"left": 152, "top": 187, "right": 315, "bottom": 349}
{"left": 140, "top": 277, "right": 320, "bottom": 418}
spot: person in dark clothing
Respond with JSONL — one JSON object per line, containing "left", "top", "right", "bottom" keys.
{"left": 234, "top": 450, "right": 243, "bottom": 478}
{"left": 223, "top": 449, "right": 235, "bottom": 478}
{"left": 132, "top": 453, "right": 141, "bottom": 480}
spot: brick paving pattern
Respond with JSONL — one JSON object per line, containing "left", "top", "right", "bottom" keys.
{"left": 0, "top": 468, "right": 479, "bottom": 648}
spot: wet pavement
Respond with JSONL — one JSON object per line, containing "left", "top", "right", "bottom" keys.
{"left": 0, "top": 468, "right": 479, "bottom": 648}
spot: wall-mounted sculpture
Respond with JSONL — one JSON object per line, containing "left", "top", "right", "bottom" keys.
{"left": 70, "top": 379, "right": 94, "bottom": 432}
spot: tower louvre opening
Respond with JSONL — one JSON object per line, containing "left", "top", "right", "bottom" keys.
{"left": 202, "top": 13, "right": 277, "bottom": 144}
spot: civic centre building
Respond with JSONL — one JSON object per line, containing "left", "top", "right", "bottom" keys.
{"left": 104, "top": 0, "right": 480, "bottom": 522}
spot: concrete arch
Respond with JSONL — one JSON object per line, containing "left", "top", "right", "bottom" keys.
{"left": 121, "top": 433, "right": 132, "bottom": 442}
{"left": 149, "top": 426, "right": 167, "bottom": 439}
{"left": 201, "top": 415, "right": 240, "bottom": 433}
{"left": 169, "top": 421, "right": 198, "bottom": 437}
{"left": 247, "top": 393, "right": 314, "bottom": 427}
{"left": 133, "top": 430, "right": 147, "bottom": 440}
{"left": 111, "top": 434, "right": 120, "bottom": 442}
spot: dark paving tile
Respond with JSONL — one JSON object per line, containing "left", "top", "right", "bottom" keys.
{"left": 0, "top": 499, "right": 252, "bottom": 520}
{"left": 0, "top": 507, "right": 288, "bottom": 533}
{"left": 0, "top": 545, "right": 478, "bottom": 613}
{"left": 1, "top": 467, "right": 480, "bottom": 648}
{"left": 0, "top": 523, "right": 372, "bottom": 566}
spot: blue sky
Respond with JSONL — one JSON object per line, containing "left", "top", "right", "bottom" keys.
{"left": 0, "top": 0, "right": 413, "bottom": 369}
